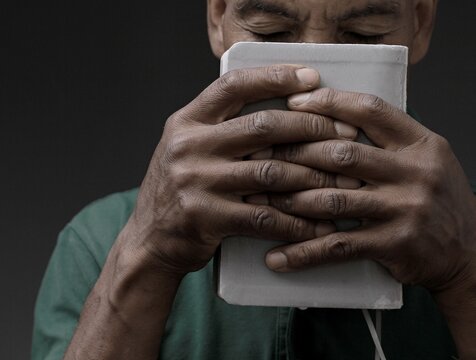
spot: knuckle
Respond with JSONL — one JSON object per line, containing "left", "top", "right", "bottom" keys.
{"left": 165, "top": 112, "right": 180, "bottom": 128}
{"left": 247, "top": 110, "right": 276, "bottom": 138}
{"left": 288, "top": 217, "right": 309, "bottom": 241}
{"left": 430, "top": 136, "right": 453, "bottom": 173}
{"left": 423, "top": 164, "right": 445, "bottom": 193}
{"left": 415, "top": 134, "right": 451, "bottom": 193}
{"left": 433, "top": 134, "right": 452, "bottom": 153}
{"left": 328, "top": 141, "right": 359, "bottom": 168}
{"left": 407, "top": 193, "right": 431, "bottom": 221}
{"left": 266, "top": 66, "right": 289, "bottom": 87}
{"left": 291, "top": 234, "right": 356, "bottom": 267}
{"left": 295, "top": 244, "right": 316, "bottom": 266}
{"left": 397, "top": 195, "right": 430, "bottom": 236}
{"left": 166, "top": 108, "right": 193, "bottom": 126}
{"left": 301, "top": 113, "right": 327, "bottom": 140}
{"left": 388, "top": 229, "right": 424, "bottom": 276}
{"left": 317, "top": 88, "right": 338, "bottom": 112}
{"left": 250, "top": 206, "right": 276, "bottom": 232}
{"left": 311, "top": 170, "right": 335, "bottom": 188}
{"left": 399, "top": 220, "right": 421, "bottom": 245}
{"left": 360, "top": 94, "right": 385, "bottom": 116}
{"left": 177, "top": 193, "right": 203, "bottom": 219}
{"left": 169, "top": 164, "right": 197, "bottom": 189}
{"left": 320, "top": 190, "right": 347, "bottom": 216}
{"left": 326, "top": 233, "right": 355, "bottom": 260}
{"left": 166, "top": 131, "right": 199, "bottom": 160}
{"left": 255, "top": 161, "right": 283, "bottom": 187}
{"left": 218, "top": 70, "right": 245, "bottom": 94}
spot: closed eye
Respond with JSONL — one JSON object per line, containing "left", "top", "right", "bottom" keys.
{"left": 249, "top": 31, "right": 294, "bottom": 41}
{"left": 343, "top": 32, "right": 385, "bottom": 44}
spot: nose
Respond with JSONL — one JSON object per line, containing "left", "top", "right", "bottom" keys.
{"left": 297, "top": 28, "right": 337, "bottom": 44}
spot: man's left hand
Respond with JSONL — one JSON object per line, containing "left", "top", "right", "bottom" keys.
{"left": 248, "top": 88, "right": 476, "bottom": 295}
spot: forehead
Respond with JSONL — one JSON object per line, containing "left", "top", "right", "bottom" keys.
{"left": 233, "top": 0, "right": 406, "bottom": 21}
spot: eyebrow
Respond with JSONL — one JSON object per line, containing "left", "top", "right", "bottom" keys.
{"left": 235, "top": 0, "right": 401, "bottom": 22}
{"left": 235, "top": 0, "right": 300, "bottom": 21}
{"left": 335, "top": 1, "right": 402, "bottom": 22}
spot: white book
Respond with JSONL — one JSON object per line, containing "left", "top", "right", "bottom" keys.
{"left": 216, "top": 42, "right": 407, "bottom": 309}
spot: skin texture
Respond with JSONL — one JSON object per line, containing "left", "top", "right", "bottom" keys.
{"left": 64, "top": 0, "right": 476, "bottom": 359}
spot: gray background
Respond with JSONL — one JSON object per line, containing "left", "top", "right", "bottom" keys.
{"left": 1, "top": 1, "right": 475, "bottom": 358}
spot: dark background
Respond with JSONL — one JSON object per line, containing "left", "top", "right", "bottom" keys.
{"left": 2, "top": 1, "right": 475, "bottom": 358}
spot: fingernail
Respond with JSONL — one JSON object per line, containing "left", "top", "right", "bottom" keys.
{"left": 315, "top": 222, "right": 336, "bottom": 237}
{"left": 266, "top": 251, "right": 288, "bottom": 270}
{"left": 288, "top": 92, "right": 312, "bottom": 106}
{"left": 336, "top": 175, "right": 361, "bottom": 189}
{"left": 295, "top": 68, "right": 319, "bottom": 88}
{"left": 334, "top": 121, "right": 358, "bottom": 139}
{"left": 245, "top": 194, "right": 269, "bottom": 205}
{"left": 249, "top": 148, "right": 273, "bottom": 160}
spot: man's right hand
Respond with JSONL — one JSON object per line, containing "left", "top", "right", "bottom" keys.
{"left": 126, "top": 65, "right": 359, "bottom": 276}
{"left": 65, "top": 65, "right": 361, "bottom": 360}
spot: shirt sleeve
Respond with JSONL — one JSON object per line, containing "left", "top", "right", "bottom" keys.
{"left": 31, "top": 225, "right": 101, "bottom": 360}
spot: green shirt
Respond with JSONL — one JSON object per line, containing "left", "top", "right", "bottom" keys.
{"left": 32, "top": 187, "right": 476, "bottom": 359}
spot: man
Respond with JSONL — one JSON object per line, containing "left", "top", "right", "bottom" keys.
{"left": 32, "top": 0, "right": 476, "bottom": 359}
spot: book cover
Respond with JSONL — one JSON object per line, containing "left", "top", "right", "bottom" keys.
{"left": 216, "top": 42, "right": 407, "bottom": 309}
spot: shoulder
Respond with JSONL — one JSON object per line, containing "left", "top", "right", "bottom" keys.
{"left": 65, "top": 188, "right": 139, "bottom": 267}
{"left": 32, "top": 189, "right": 139, "bottom": 359}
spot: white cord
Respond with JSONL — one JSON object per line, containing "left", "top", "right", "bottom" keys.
{"left": 362, "top": 309, "right": 387, "bottom": 360}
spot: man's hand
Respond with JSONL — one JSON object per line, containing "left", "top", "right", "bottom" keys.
{"left": 127, "top": 66, "right": 361, "bottom": 276}
{"left": 66, "top": 66, "right": 365, "bottom": 359}
{"left": 246, "top": 87, "right": 476, "bottom": 358}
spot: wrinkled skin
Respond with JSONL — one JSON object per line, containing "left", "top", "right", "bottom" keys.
{"left": 133, "top": 66, "right": 358, "bottom": 275}
{"left": 64, "top": 1, "right": 476, "bottom": 359}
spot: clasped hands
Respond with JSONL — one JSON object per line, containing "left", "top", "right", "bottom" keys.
{"left": 134, "top": 65, "right": 476, "bottom": 299}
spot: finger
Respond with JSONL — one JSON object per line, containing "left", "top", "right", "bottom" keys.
{"left": 209, "top": 110, "right": 357, "bottom": 157}
{"left": 181, "top": 65, "right": 320, "bottom": 124}
{"left": 208, "top": 160, "right": 343, "bottom": 195}
{"left": 272, "top": 140, "right": 404, "bottom": 183}
{"left": 256, "top": 189, "right": 393, "bottom": 220}
{"left": 214, "top": 200, "right": 335, "bottom": 243}
{"left": 264, "top": 227, "right": 381, "bottom": 272}
{"left": 287, "top": 88, "right": 429, "bottom": 150}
